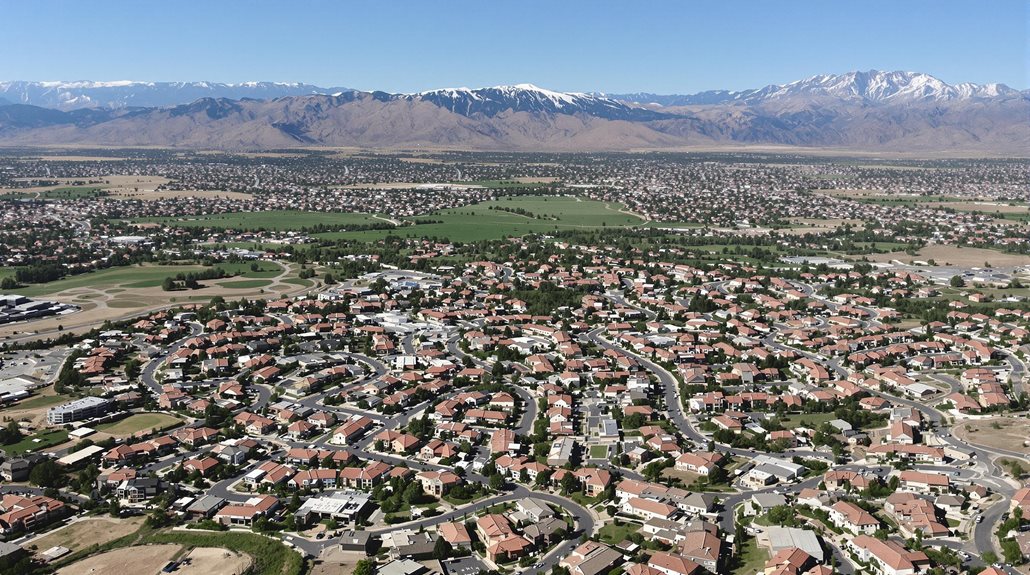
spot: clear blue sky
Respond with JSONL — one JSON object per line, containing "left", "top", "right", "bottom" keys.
{"left": 2, "top": 0, "right": 1026, "bottom": 92}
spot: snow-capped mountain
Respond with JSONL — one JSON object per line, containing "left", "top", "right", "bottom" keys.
{"left": 0, "top": 71, "right": 1025, "bottom": 153}
{"left": 402, "top": 84, "right": 667, "bottom": 120}
{"left": 0, "top": 81, "right": 353, "bottom": 110}
{"left": 606, "top": 70, "right": 1022, "bottom": 106}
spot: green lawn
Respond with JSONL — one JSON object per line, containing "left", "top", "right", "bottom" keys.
{"left": 1, "top": 262, "right": 286, "bottom": 296}
{"left": 220, "top": 279, "right": 273, "bottom": 289}
{"left": 589, "top": 444, "right": 610, "bottom": 459}
{"left": 1, "top": 265, "right": 207, "bottom": 296}
{"left": 214, "top": 261, "right": 284, "bottom": 278}
{"left": 322, "top": 195, "right": 644, "bottom": 243}
{"left": 598, "top": 522, "right": 640, "bottom": 544}
{"left": 1, "top": 186, "right": 106, "bottom": 200}
{"left": 96, "top": 413, "right": 182, "bottom": 437}
{"left": 6, "top": 429, "right": 69, "bottom": 455}
{"left": 731, "top": 536, "right": 769, "bottom": 575}
{"left": 130, "top": 210, "right": 382, "bottom": 230}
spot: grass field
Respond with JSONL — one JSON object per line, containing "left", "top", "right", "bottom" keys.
{"left": 6, "top": 429, "right": 69, "bottom": 455}
{"left": 1, "top": 265, "right": 208, "bottom": 297}
{"left": 132, "top": 210, "right": 381, "bottom": 230}
{"left": 1, "top": 185, "right": 106, "bottom": 200}
{"left": 95, "top": 413, "right": 182, "bottom": 437}
{"left": 30, "top": 517, "right": 145, "bottom": 555}
{"left": 220, "top": 279, "right": 273, "bottom": 289}
{"left": 321, "top": 196, "right": 644, "bottom": 242}
{"left": 11, "top": 393, "right": 72, "bottom": 410}
{"left": 731, "top": 536, "right": 769, "bottom": 575}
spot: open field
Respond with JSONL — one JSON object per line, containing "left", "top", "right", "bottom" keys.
{"left": 321, "top": 195, "right": 644, "bottom": 242}
{"left": 782, "top": 217, "right": 865, "bottom": 234}
{"left": 95, "top": 413, "right": 183, "bottom": 438}
{"left": 1, "top": 388, "right": 72, "bottom": 428}
{"left": 27, "top": 517, "right": 145, "bottom": 556}
{"left": 176, "top": 547, "right": 253, "bottom": 575}
{"left": 0, "top": 261, "right": 312, "bottom": 342}
{"left": 5, "top": 429, "right": 70, "bottom": 455}
{"left": 2, "top": 175, "right": 251, "bottom": 201}
{"left": 954, "top": 417, "right": 1030, "bottom": 455}
{"left": 868, "top": 244, "right": 1030, "bottom": 267}
{"left": 55, "top": 544, "right": 181, "bottom": 575}
{"left": 131, "top": 210, "right": 381, "bottom": 230}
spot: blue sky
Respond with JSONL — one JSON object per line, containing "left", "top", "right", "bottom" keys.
{"left": 2, "top": 0, "right": 1026, "bottom": 92}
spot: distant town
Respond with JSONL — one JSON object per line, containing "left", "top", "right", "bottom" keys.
{"left": 1, "top": 149, "right": 1030, "bottom": 575}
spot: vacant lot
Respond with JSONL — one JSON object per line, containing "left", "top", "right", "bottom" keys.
{"left": 954, "top": 417, "right": 1030, "bottom": 455}
{"left": 176, "top": 547, "right": 252, "bottom": 575}
{"left": 1, "top": 388, "right": 72, "bottom": 428}
{"left": 869, "top": 244, "right": 1030, "bottom": 268}
{"left": 324, "top": 195, "right": 644, "bottom": 243}
{"left": 28, "top": 517, "right": 144, "bottom": 555}
{"left": 95, "top": 413, "right": 182, "bottom": 438}
{"left": 56, "top": 544, "right": 181, "bottom": 575}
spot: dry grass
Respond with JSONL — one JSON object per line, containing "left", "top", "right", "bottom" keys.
{"left": 784, "top": 217, "right": 865, "bottom": 235}
{"left": 27, "top": 517, "right": 145, "bottom": 556}
{"left": 868, "top": 244, "right": 1030, "bottom": 268}
{"left": 953, "top": 417, "right": 1030, "bottom": 454}
{"left": 176, "top": 547, "right": 252, "bottom": 575}
{"left": 55, "top": 543, "right": 181, "bottom": 575}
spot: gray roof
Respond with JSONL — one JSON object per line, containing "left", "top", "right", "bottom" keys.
{"left": 766, "top": 526, "right": 824, "bottom": 563}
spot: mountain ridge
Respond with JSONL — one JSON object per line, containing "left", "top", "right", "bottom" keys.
{"left": 0, "top": 71, "right": 1026, "bottom": 154}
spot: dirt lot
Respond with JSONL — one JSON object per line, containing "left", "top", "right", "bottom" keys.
{"left": 55, "top": 544, "right": 181, "bottom": 575}
{"left": 311, "top": 548, "right": 366, "bottom": 575}
{"left": 933, "top": 201, "right": 1030, "bottom": 214}
{"left": 954, "top": 417, "right": 1030, "bottom": 454}
{"left": 2, "top": 386, "right": 69, "bottom": 429}
{"left": 27, "top": 517, "right": 145, "bottom": 555}
{"left": 175, "top": 547, "right": 252, "bottom": 575}
{"left": 868, "top": 244, "right": 1030, "bottom": 268}
{"left": 784, "top": 217, "right": 865, "bottom": 235}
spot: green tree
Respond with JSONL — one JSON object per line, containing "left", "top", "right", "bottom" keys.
{"left": 354, "top": 559, "right": 375, "bottom": 575}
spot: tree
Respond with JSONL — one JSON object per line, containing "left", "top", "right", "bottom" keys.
{"left": 433, "top": 536, "right": 453, "bottom": 560}
{"left": 950, "top": 275, "right": 965, "bottom": 288}
{"left": 354, "top": 559, "right": 375, "bottom": 575}
{"left": 29, "top": 459, "right": 62, "bottom": 488}
{"left": 489, "top": 474, "right": 505, "bottom": 491}
{"left": 0, "top": 422, "right": 23, "bottom": 445}
{"left": 162, "top": 276, "right": 176, "bottom": 291}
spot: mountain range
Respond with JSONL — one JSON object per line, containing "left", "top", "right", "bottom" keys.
{"left": 0, "top": 71, "right": 1026, "bottom": 153}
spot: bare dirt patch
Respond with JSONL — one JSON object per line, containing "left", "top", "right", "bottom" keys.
{"left": 784, "top": 217, "right": 865, "bottom": 235}
{"left": 27, "top": 517, "right": 144, "bottom": 555}
{"left": 175, "top": 547, "right": 252, "bottom": 575}
{"left": 954, "top": 417, "right": 1030, "bottom": 454}
{"left": 868, "top": 244, "right": 1030, "bottom": 268}
{"left": 55, "top": 543, "right": 181, "bottom": 575}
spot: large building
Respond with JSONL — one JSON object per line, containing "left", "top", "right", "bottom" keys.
{"left": 46, "top": 397, "right": 112, "bottom": 425}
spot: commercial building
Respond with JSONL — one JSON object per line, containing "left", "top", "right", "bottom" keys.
{"left": 46, "top": 397, "right": 112, "bottom": 425}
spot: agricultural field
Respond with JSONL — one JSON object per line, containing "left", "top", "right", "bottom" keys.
{"left": 321, "top": 195, "right": 644, "bottom": 242}
{"left": 131, "top": 210, "right": 384, "bottom": 230}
